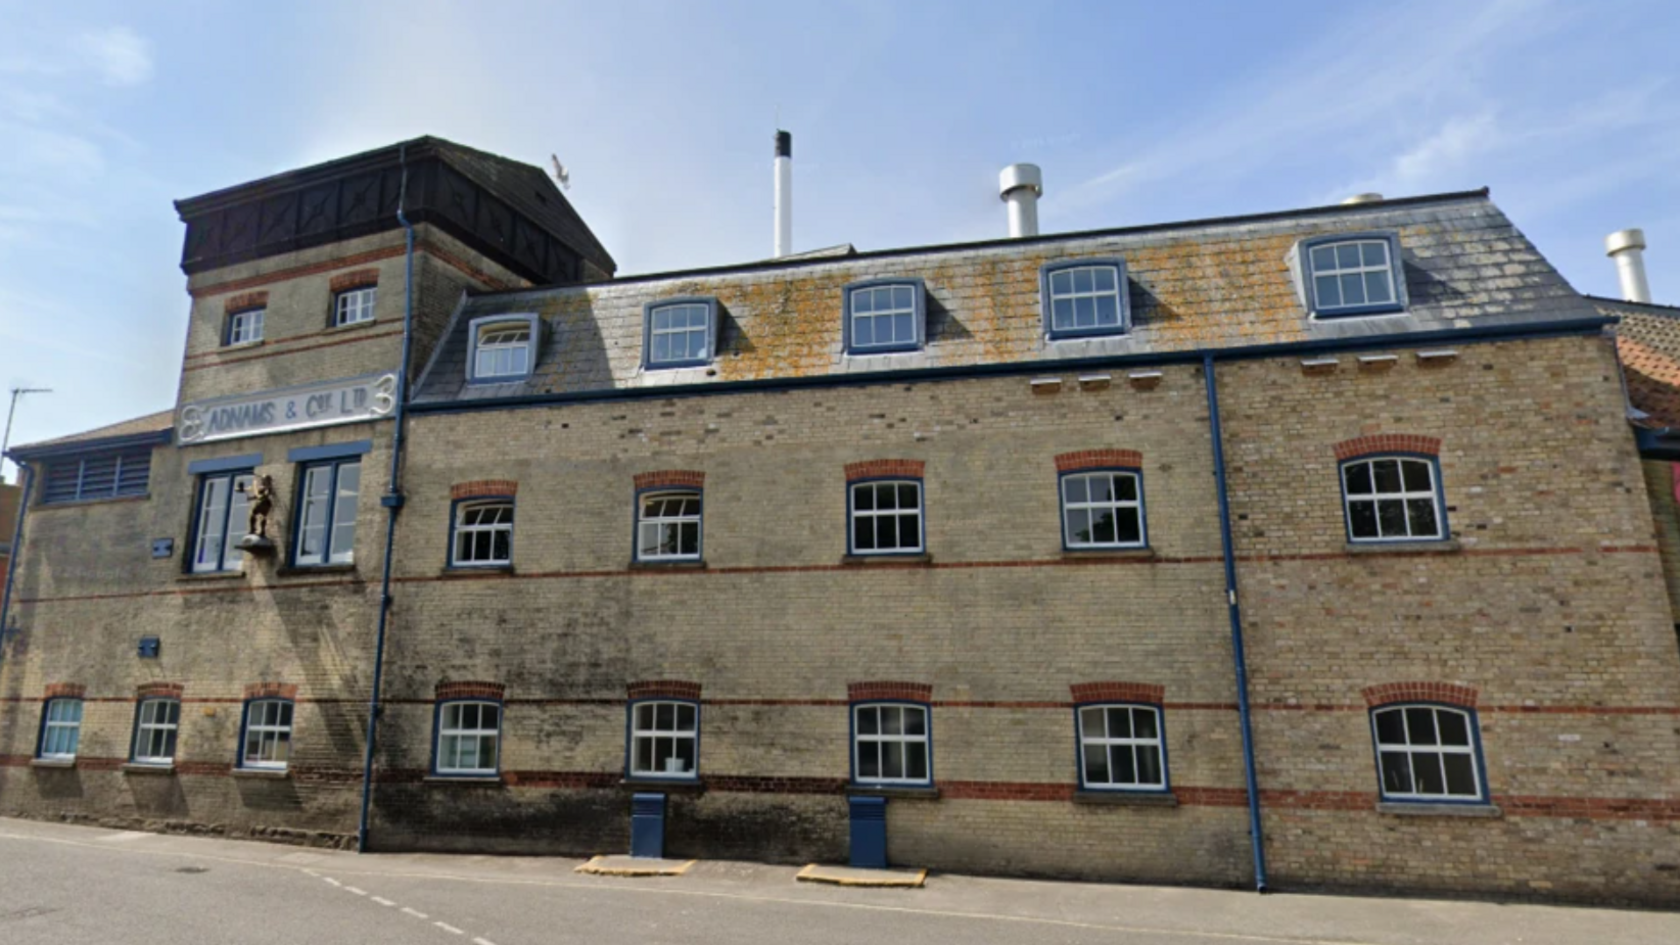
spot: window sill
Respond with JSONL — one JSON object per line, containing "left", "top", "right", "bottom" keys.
{"left": 30, "top": 758, "right": 76, "bottom": 770}
{"left": 1062, "top": 547, "right": 1155, "bottom": 560}
{"left": 842, "top": 553, "right": 932, "bottom": 566}
{"left": 1073, "top": 789, "right": 1178, "bottom": 807}
{"left": 219, "top": 340, "right": 265, "bottom": 353}
{"left": 275, "top": 564, "right": 359, "bottom": 577}
{"left": 423, "top": 775, "right": 504, "bottom": 785}
{"left": 440, "top": 565, "right": 516, "bottom": 578}
{"left": 121, "top": 763, "right": 175, "bottom": 776}
{"left": 1345, "top": 539, "right": 1460, "bottom": 555}
{"left": 1377, "top": 801, "right": 1501, "bottom": 818}
{"left": 176, "top": 571, "right": 246, "bottom": 583}
{"left": 620, "top": 777, "right": 705, "bottom": 793}
{"left": 324, "top": 318, "right": 379, "bottom": 334}
{"left": 231, "top": 767, "right": 289, "bottom": 779}
{"left": 629, "top": 559, "right": 707, "bottom": 571}
{"left": 846, "top": 785, "right": 940, "bottom": 800}
{"left": 36, "top": 494, "right": 151, "bottom": 511}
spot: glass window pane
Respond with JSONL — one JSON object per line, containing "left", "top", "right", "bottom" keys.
{"left": 1072, "top": 268, "right": 1094, "bottom": 294}
{"left": 1112, "top": 745, "right": 1137, "bottom": 784}
{"left": 1135, "top": 745, "right": 1163, "bottom": 785}
{"left": 1340, "top": 273, "right": 1367, "bottom": 305}
{"left": 1348, "top": 501, "right": 1378, "bottom": 538}
{"left": 856, "top": 708, "right": 878, "bottom": 735}
{"left": 1443, "top": 754, "right": 1477, "bottom": 795}
{"left": 882, "top": 741, "right": 904, "bottom": 779}
{"left": 1406, "top": 708, "right": 1439, "bottom": 745}
{"left": 875, "top": 515, "right": 898, "bottom": 549}
{"left": 1080, "top": 707, "right": 1104, "bottom": 737}
{"left": 905, "top": 741, "right": 927, "bottom": 780}
{"left": 1067, "top": 509, "right": 1091, "bottom": 544}
{"left": 1336, "top": 244, "right": 1361, "bottom": 269}
{"left": 881, "top": 707, "right": 902, "bottom": 735}
{"left": 1107, "top": 708, "right": 1132, "bottom": 739}
{"left": 1094, "top": 294, "right": 1119, "bottom": 326}
{"left": 1401, "top": 460, "right": 1431, "bottom": 492}
{"left": 1092, "top": 510, "right": 1116, "bottom": 544}
{"left": 1377, "top": 500, "right": 1408, "bottom": 536}
{"left": 1133, "top": 708, "right": 1158, "bottom": 740}
{"left": 1116, "top": 510, "right": 1142, "bottom": 544}
{"left": 1084, "top": 743, "right": 1110, "bottom": 783}
{"left": 893, "top": 286, "right": 912, "bottom": 310}
{"left": 854, "top": 517, "right": 875, "bottom": 550}
{"left": 1051, "top": 270, "right": 1072, "bottom": 295}
{"left": 854, "top": 318, "right": 873, "bottom": 348}
{"left": 893, "top": 314, "right": 912, "bottom": 344}
{"left": 1364, "top": 271, "right": 1393, "bottom": 304}
{"left": 1116, "top": 475, "right": 1138, "bottom": 502}
{"left": 897, "top": 514, "right": 918, "bottom": 547}
{"left": 1361, "top": 242, "right": 1387, "bottom": 267}
{"left": 1074, "top": 296, "right": 1096, "bottom": 327}
{"left": 1437, "top": 710, "right": 1470, "bottom": 747}
{"left": 1088, "top": 475, "right": 1114, "bottom": 503}
{"left": 1315, "top": 275, "right": 1341, "bottom": 308}
{"left": 656, "top": 702, "right": 675, "bottom": 729}
{"left": 1375, "top": 709, "right": 1405, "bottom": 745}
{"left": 678, "top": 704, "right": 697, "bottom": 731}
{"left": 1344, "top": 461, "right": 1372, "bottom": 496}
{"left": 1406, "top": 499, "right": 1439, "bottom": 537}
{"left": 1372, "top": 460, "right": 1401, "bottom": 493}
{"left": 1412, "top": 752, "right": 1446, "bottom": 794}
{"left": 1380, "top": 752, "right": 1412, "bottom": 793}
{"left": 1093, "top": 267, "right": 1116, "bottom": 292}
{"left": 1064, "top": 476, "right": 1089, "bottom": 504}
{"left": 904, "top": 708, "right": 926, "bottom": 736}
{"left": 674, "top": 737, "right": 696, "bottom": 773}
{"left": 1052, "top": 298, "right": 1074, "bottom": 328}
{"left": 858, "top": 742, "right": 880, "bottom": 778}
{"left": 1310, "top": 246, "right": 1337, "bottom": 272}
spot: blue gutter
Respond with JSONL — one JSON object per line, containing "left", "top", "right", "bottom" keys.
{"left": 357, "top": 144, "right": 417, "bottom": 853}
{"left": 0, "top": 464, "right": 32, "bottom": 664}
{"left": 1202, "top": 353, "right": 1268, "bottom": 893}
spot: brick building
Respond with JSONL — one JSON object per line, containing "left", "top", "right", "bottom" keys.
{"left": 3, "top": 138, "right": 1679, "bottom": 905}
{"left": 0, "top": 482, "right": 17, "bottom": 595}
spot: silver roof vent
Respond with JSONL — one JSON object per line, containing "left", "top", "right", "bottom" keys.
{"left": 1606, "top": 228, "right": 1652, "bottom": 303}
{"left": 999, "top": 163, "right": 1043, "bottom": 238}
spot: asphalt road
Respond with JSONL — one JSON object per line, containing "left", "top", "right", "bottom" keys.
{"left": 0, "top": 817, "right": 1676, "bottom": 944}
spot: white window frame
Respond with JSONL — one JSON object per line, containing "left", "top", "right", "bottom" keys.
{"left": 333, "top": 286, "right": 377, "bottom": 327}
{"left": 1061, "top": 470, "right": 1146, "bottom": 549}
{"left": 1342, "top": 456, "right": 1444, "bottom": 543}
{"left": 852, "top": 703, "right": 931, "bottom": 786}
{"left": 451, "top": 499, "right": 514, "bottom": 567}
{"left": 39, "top": 698, "right": 83, "bottom": 760}
{"left": 843, "top": 280, "right": 924, "bottom": 354}
{"left": 1077, "top": 703, "right": 1167, "bottom": 791}
{"left": 131, "top": 698, "right": 180, "bottom": 765}
{"left": 470, "top": 317, "right": 535, "bottom": 381}
{"left": 294, "top": 459, "right": 361, "bottom": 567}
{"left": 1371, "top": 704, "right": 1484, "bottom": 802}
{"left": 226, "top": 308, "right": 264, "bottom": 346}
{"left": 849, "top": 480, "right": 924, "bottom": 555}
{"left": 636, "top": 491, "right": 702, "bottom": 561}
{"left": 628, "top": 700, "right": 700, "bottom": 780}
{"left": 240, "top": 699, "right": 294, "bottom": 770}
{"left": 644, "top": 301, "right": 715, "bottom": 369}
{"left": 1043, "top": 260, "right": 1127, "bottom": 338}
{"left": 435, "top": 701, "right": 501, "bottom": 777}
{"left": 1305, "top": 237, "right": 1400, "bottom": 316}
{"left": 191, "top": 471, "right": 253, "bottom": 574}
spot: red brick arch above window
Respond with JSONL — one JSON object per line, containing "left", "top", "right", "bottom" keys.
{"left": 436, "top": 681, "right": 506, "bottom": 701}
{"left": 633, "top": 470, "right": 705, "bottom": 491}
{"left": 848, "top": 681, "right": 933, "bottom": 702}
{"left": 329, "top": 268, "right": 380, "bottom": 293}
{"left": 1362, "top": 682, "right": 1478, "bottom": 708}
{"left": 1070, "top": 681, "right": 1165, "bottom": 705}
{"left": 1055, "top": 450, "right": 1143, "bottom": 473}
{"left": 136, "top": 682, "right": 183, "bottom": 700}
{"left": 243, "top": 682, "right": 298, "bottom": 701}
{"left": 845, "top": 460, "right": 925, "bottom": 482}
{"left": 1334, "top": 434, "right": 1442, "bottom": 461}
{"left": 451, "top": 480, "right": 518, "bottom": 500}
{"left": 43, "top": 683, "right": 85, "bottom": 700}
{"left": 224, "top": 291, "right": 268, "bottom": 313}
{"left": 627, "top": 680, "right": 702, "bottom": 701}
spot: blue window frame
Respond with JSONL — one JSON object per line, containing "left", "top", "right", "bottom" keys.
{"left": 1060, "top": 468, "right": 1146, "bottom": 550}
{"left": 643, "top": 297, "right": 719, "bottom": 369}
{"left": 293, "top": 457, "right": 361, "bottom": 567}
{"left": 1339, "top": 454, "right": 1446, "bottom": 543}
{"left": 449, "top": 496, "right": 515, "bottom": 568}
{"left": 851, "top": 702, "right": 932, "bottom": 786}
{"left": 1076, "top": 703, "right": 1169, "bottom": 792}
{"left": 189, "top": 469, "right": 254, "bottom": 573}
{"left": 848, "top": 478, "right": 924, "bottom": 556}
{"left": 1040, "top": 258, "right": 1130, "bottom": 339}
{"left": 225, "top": 307, "right": 264, "bottom": 346}
{"left": 37, "top": 698, "right": 83, "bottom": 760}
{"left": 467, "top": 314, "right": 539, "bottom": 383}
{"left": 1299, "top": 232, "right": 1406, "bottom": 318}
{"left": 432, "top": 700, "right": 502, "bottom": 777}
{"left": 130, "top": 698, "right": 180, "bottom": 765}
{"left": 238, "top": 699, "right": 294, "bottom": 770}
{"left": 626, "top": 699, "right": 700, "bottom": 781}
{"left": 843, "top": 279, "right": 925, "bottom": 355}
{"left": 1370, "top": 703, "right": 1488, "bottom": 804}
{"left": 40, "top": 448, "right": 152, "bottom": 505}
{"left": 634, "top": 489, "right": 702, "bottom": 562}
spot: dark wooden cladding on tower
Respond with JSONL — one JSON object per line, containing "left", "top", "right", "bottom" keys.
{"left": 174, "top": 136, "right": 616, "bottom": 285}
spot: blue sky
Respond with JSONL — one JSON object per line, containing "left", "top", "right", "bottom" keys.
{"left": 2, "top": 0, "right": 1677, "bottom": 474}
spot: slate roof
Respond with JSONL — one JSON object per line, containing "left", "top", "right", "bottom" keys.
{"left": 413, "top": 190, "right": 1601, "bottom": 406}
{"left": 8, "top": 409, "right": 174, "bottom": 458}
{"left": 1593, "top": 296, "right": 1680, "bottom": 428}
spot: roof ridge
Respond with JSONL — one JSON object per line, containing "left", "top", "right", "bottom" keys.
{"left": 1586, "top": 294, "right": 1680, "bottom": 315}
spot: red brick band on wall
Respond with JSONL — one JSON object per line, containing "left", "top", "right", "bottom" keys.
{"left": 43, "top": 683, "right": 85, "bottom": 700}
{"left": 1055, "top": 450, "right": 1143, "bottom": 473}
{"left": 1070, "top": 681, "right": 1166, "bottom": 705}
{"left": 627, "top": 680, "right": 702, "bottom": 701}
{"left": 848, "top": 681, "right": 933, "bottom": 702}
{"left": 451, "top": 480, "right": 518, "bottom": 500}
{"left": 136, "top": 682, "right": 184, "bottom": 699}
{"left": 1362, "top": 682, "right": 1478, "bottom": 708}
{"left": 328, "top": 268, "right": 380, "bottom": 293}
{"left": 243, "top": 682, "right": 299, "bottom": 701}
{"left": 632, "top": 470, "right": 705, "bottom": 491}
{"left": 844, "top": 460, "right": 925, "bottom": 482}
{"left": 436, "top": 681, "right": 506, "bottom": 701}
{"left": 1333, "top": 434, "right": 1442, "bottom": 461}
{"left": 225, "top": 291, "right": 268, "bottom": 313}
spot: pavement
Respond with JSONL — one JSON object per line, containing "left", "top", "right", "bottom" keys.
{"left": 0, "top": 817, "right": 1675, "bottom": 944}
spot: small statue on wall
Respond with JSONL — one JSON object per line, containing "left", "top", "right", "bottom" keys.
{"left": 237, "top": 475, "right": 277, "bottom": 552}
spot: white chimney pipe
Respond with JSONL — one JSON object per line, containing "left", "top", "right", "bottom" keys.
{"left": 1606, "top": 228, "right": 1652, "bottom": 303}
{"left": 999, "top": 163, "right": 1043, "bottom": 238}
{"left": 773, "top": 131, "right": 792, "bottom": 258}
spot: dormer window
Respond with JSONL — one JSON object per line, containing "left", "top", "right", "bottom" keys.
{"left": 1298, "top": 232, "right": 1406, "bottom": 318}
{"left": 226, "top": 307, "right": 264, "bottom": 346}
{"left": 1041, "top": 259, "right": 1129, "bottom": 339}
{"left": 468, "top": 315, "right": 538, "bottom": 382}
{"left": 643, "top": 297, "right": 718, "bottom": 370}
{"left": 843, "top": 279, "right": 925, "bottom": 355}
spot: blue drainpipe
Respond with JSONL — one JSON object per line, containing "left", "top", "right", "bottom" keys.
{"left": 357, "top": 144, "right": 417, "bottom": 853}
{"left": 0, "top": 463, "right": 33, "bottom": 663}
{"left": 1202, "top": 353, "right": 1269, "bottom": 892}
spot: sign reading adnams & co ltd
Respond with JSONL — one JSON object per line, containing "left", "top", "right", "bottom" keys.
{"left": 177, "top": 372, "right": 398, "bottom": 445}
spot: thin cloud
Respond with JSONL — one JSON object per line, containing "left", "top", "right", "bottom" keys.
{"left": 75, "top": 26, "right": 153, "bottom": 87}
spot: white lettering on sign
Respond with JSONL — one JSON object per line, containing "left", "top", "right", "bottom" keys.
{"left": 178, "top": 372, "right": 398, "bottom": 444}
